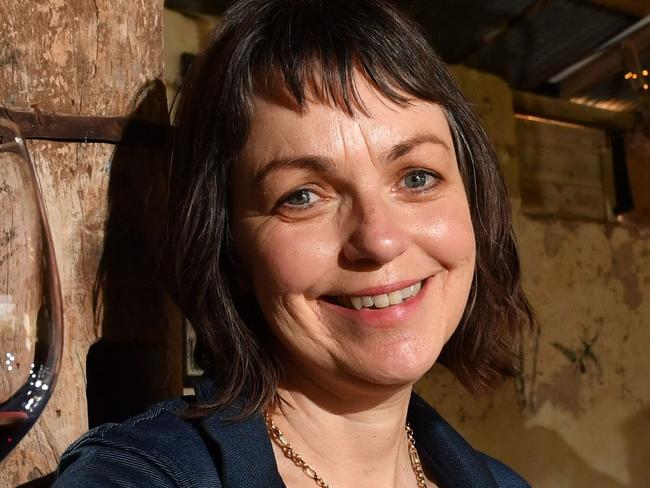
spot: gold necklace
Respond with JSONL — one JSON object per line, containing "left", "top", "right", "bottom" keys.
{"left": 264, "top": 412, "right": 428, "bottom": 488}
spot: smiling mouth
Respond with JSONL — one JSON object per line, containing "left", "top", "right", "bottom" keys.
{"left": 322, "top": 281, "right": 423, "bottom": 310}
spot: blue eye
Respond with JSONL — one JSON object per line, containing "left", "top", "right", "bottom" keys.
{"left": 402, "top": 170, "right": 438, "bottom": 190}
{"left": 284, "top": 189, "right": 321, "bottom": 207}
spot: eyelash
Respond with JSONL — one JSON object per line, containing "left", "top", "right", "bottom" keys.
{"left": 397, "top": 168, "right": 442, "bottom": 194}
{"left": 277, "top": 186, "right": 323, "bottom": 213}
{"left": 276, "top": 169, "right": 443, "bottom": 214}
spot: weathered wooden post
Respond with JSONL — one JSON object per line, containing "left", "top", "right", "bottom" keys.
{"left": 0, "top": 1, "right": 181, "bottom": 484}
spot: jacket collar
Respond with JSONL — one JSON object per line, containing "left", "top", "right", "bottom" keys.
{"left": 194, "top": 380, "right": 285, "bottom": 488}
{"left": 407, "top": 393, "right": 498, "bottom": 488}
{"left": 194, "top": 379, "right": 497, "bottom": 488}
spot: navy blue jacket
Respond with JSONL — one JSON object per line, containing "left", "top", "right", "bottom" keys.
{"left": 55, "top": 382, "right": 529, "bottom": 487}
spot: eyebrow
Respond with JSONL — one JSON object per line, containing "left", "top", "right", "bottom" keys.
{"left": 254, "top": 155, "right": 336, "bottom": 185}
{"left": 381, "top": 133, "right": 451, "bottom": 162}
{"left": 254, "top": 132, "right": 451, "bottom": 185}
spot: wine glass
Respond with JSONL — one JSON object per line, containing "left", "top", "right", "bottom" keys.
{"left": 0, "top": 118, "right": 63, "bottom": 462}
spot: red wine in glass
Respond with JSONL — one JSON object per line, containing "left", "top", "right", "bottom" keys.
{"left": 0, "top": 119, "right": 64, "bottom": 462}
{"left": 0, "top": 408, "right": 32, "bottom": 458}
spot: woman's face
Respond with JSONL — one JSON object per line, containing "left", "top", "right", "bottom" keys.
{"left": 231, "top": 77, "right": 475, "bottom": 393}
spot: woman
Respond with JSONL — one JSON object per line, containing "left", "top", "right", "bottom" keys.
{"left": 55, "top": 0, "right": 534, "bottom": 486}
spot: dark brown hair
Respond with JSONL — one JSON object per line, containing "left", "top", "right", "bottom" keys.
{"left": 165, "top": 0, "right": 535, "bottom": 416}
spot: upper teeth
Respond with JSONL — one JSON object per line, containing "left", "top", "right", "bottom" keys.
{"left": 344, "top": 281, "right": 422, "bottom": 310}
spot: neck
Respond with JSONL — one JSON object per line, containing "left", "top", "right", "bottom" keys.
{"left": 268, "top": 373, "right": 419, "bottom": 488}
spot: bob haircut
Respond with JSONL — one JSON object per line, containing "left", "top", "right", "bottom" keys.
{"left": 165, "top": 0, "right": 535, "bottom": 416}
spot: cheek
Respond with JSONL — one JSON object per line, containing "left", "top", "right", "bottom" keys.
{"left": 414, "top": 197, "right": 476, "bottom": 269}
{"left": 238, "top": 220, "right": 340, "bottom": 297}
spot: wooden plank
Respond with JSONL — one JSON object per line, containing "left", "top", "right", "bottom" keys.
{"left": 559, "top": 22, "right": 650, "bottom": 98}
{"left": 620, "top": 129, "right": 650, "bottom": 227}
{"left": 589, "top": 0, "right": 650, "bottom": 17}
{"left": 165, "top": 0, "right": 229, "bottom": 15}
{"left": 0, "top": 1, "right": 180, "bottom": 485}
{"left": 517, "top": 118, "right": 614, "bottom": 221}
{"left": 513, "top": 91, "right": 638, "bottom": 131}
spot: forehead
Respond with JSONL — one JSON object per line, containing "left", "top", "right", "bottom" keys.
{"left": 241, "top": 77, "right": 454, "bottom": 166}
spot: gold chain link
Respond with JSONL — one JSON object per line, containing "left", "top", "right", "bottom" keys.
{"left": 264, "top": 412, "right": 428, "bottom": 488}
{"left": 406, "top": 424, "right": 428, "bottom": 487}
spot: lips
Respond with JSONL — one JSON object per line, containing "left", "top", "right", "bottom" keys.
{"left": 317, "top": 276, "right": 433, "bottom": 328}
{"left": 321, "top": 279, "right": 424, "bottom": 310}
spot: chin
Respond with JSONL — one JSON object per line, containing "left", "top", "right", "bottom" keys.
{"left": 352, "top": 342, "right": 443, "bottom": 388}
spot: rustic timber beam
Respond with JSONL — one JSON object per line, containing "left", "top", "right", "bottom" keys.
{"left": 588, "top": 0, "right": 650, "bottom": 17}
{"left": 559, "top": 21, "right": 650, "bottom": 98}
{"left": 513, "top": 90, "right": 638, "bottom": 130}
{"left": 0, "top": 107, "right": 169, "bottom": 144}
{"left": 454, "top": 0, "right": 552, "bottom": 63}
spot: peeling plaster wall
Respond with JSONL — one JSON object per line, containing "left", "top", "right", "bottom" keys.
{"left": 414, "top": 66, "right": 650, "bottom": 488}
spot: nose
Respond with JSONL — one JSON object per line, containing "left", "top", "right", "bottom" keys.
{"left": 341, "top": 194, "right": 408, "bottom": 265}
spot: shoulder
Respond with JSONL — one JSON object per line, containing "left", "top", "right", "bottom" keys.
{"left": 55, "top": 397, "right": 222, "bottom": 488}
{"left": 476, "top": 452, "right": 531, "bottom": 488}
